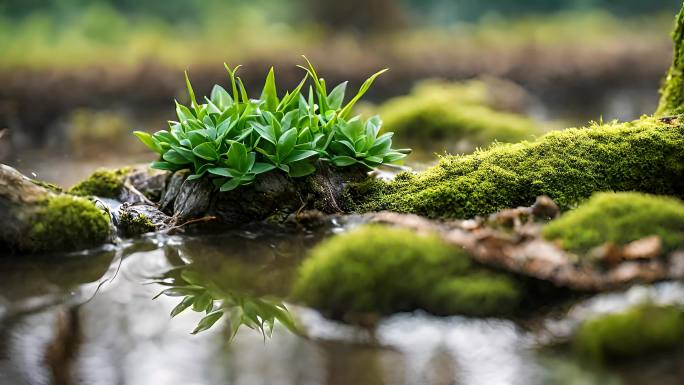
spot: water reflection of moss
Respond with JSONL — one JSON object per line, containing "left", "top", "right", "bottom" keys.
{"left": 573, "top": 304, "right": 684, "bottom": 363}
{"left": 292, "top": 225, "right": 522, "bottom": 320}
{"left": 543, "top": 192, "right": 684, "bottom": 254}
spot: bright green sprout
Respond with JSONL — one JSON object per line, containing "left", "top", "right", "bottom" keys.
{"left": 134, "top": 58, "right": 410, "bottom": 192}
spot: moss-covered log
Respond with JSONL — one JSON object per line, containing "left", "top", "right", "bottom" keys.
{"left": 350, "top": 117, "right": 684, "bottom": 219}
{"left": 0, "top": 164, "right": 112, "bottom": 254}
{"left": 657, "top": 3, "right": 684, "bottom": 116}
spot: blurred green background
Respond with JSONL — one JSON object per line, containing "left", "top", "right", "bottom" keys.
{"left": 0, "top": 0, "right": 680, "bottom": 184}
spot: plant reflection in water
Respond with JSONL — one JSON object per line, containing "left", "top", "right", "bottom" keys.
{"left": 151, "top": 262, "right": 299, "bottom": 341}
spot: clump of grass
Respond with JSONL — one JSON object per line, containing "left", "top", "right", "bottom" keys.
{"left": 542, "top": 192, "right": 684, "bottom": 254}
{"left": 134, "top": 59, "right": 409, "bottom": 192}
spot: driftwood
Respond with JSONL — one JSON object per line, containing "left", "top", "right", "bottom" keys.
{"left": 367, "top": 197, "right": 684, "bottom": 292}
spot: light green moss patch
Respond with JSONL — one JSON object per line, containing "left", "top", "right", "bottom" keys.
{"left": 349, "top": 116, "right": 684, "bottom": 219}
{"left": 291, "top": 225, "right": 521, "bottom": 318}
{"left": 69, "top": 167, "right": 129, "bottom": 198}
{"left": 657, "top": 4, "right": 684, "bottom": 116}
{"left": 376, "top": 79, "right": 540, "bottom": 148}
{"left": 574, "top": 304, "right": 684, "bottom": 362}
{"left": 28, "top": 195, "right": 111, "bottom": 253}
{"left": 543, "top": 192, "right": 684, "bottom": 254}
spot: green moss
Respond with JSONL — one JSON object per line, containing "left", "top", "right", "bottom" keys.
{"left": 291, "top": 225, "right": 521, "bottom": 318}
{"left": 118, "top": 212, "right": 156, "bottom": 237}
{"left": 656, "top": 4, "right": 684, "bottom": 116}
{"left": 543, "top": 192, "right": 684, "bottom": 254}
{"left": 376, "top": 80, "right": 540, "bottom": 149}
{"left": 30, "top": 179, "right": 64, "bottom": 193}
{"left": 350, "top": 116, "right": 684, "bottom": 219}
{"left": 427, "top": 274, "right": 522, "bottom": 317}
{"left": 69, "top": 167, "right": 128, "bottom": 198}
{"left": 28, "top": 195, "right": 111, "bottom": 253}
{"left": 573, "top": 304, "right": 684, "bottom": 363}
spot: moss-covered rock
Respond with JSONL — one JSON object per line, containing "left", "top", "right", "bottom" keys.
{"left": 573, "top": 304, "right": 684, "bottom": 362}
{"left": 375, "top": 79, "right": 540, "bottom": 149}
{"left": 543, "top": 192, "right": 684, "bottom": 254}
{"left": 657, "top": 4, "right": 684, "bottom": 116}
{"left": 349, "top": 116, "right": 684, "bottom": 219}
{"left": 27, "top": 195, "right": 111, "bottom": 253}
{"left": 118, "top": 211, "right": 156, "bottom": 238}
{"left": 291, "top": 225, "right": 522, "bottom": 319}
{"left": 69, "top": 168, "right": 128, "bottom": 198}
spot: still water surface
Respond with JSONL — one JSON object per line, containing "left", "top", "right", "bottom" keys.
{"left": 1, "top": 220, "right": 683, "bottom": 385}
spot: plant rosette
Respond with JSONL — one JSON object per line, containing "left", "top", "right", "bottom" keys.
{"left": 134, "top": 58, "right": 410, "bottom": 192}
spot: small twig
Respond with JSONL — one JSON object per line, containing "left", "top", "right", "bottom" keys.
{"left": 160, "top": 215, "right": 218, "bottom": 233}
{"left": 123, "top": 180, "right": 155, "bottom": 205}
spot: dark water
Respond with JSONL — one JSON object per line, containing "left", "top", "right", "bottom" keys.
{"left": 1, "top": 220, "right": 684, "bottom": 385}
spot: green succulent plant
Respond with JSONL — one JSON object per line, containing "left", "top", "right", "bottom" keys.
{"left": 134, "top": 58, "right": 410, "bottom": 192}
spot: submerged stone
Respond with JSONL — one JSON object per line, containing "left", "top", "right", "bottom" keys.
{"left": 291, "top": 225, "right": 522, "bottom": 320}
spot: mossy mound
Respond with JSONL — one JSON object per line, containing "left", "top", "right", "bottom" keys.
{"left": 69, "top": 168, "right": 128, "bottom": 198}
{"left": 573, "top": 304, "right": 684, "bottom": 362}
{"left": 291, "top": 225, "right": 522, "bottom": 319}
{"left": 543, "top": 192, "right": 684, "bottom": 254}
{"left": 375, "top": 79, "right": 540, "bottom": 149}
{"left": 349, "top": 116, "right": 684, "bottom": 219}
{"left": 27, "top": 195, "right": 111, "bottom": 253}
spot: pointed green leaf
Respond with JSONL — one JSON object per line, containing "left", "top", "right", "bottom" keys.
{"left": 134, "top": 131, "right": 163, "bottom": 154}
{"left": 191, "top": 311, "right": 223, "bottom": 334}
{"left": 251, "top": 162, "right": 276, "bottom": 174}
{"left": 184, "top": 71, "right": 198, "bottom": 110}
{"left": 276, "top": 128, "right": 297, "bottom": 160}
{"left": 288, "top": 160, "right": 317, "bottom": 177}
{"left": 339, "top": 68, "right": 388, "bottom": 118}
{"left": 260, "top": 67, "right": 278, "bottom": 112}
{"left": 170, "top": 296, "right": 195, "bottom": 318}
{"left": 327, "top": 81, "right": 348, "bottom": 110}
{"left": 193, "top": 142, "right": 219, "bottom": 161}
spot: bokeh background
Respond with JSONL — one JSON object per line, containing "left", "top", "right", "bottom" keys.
{"left": 0, "top": 0, "right": 681, "bottom": 185}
